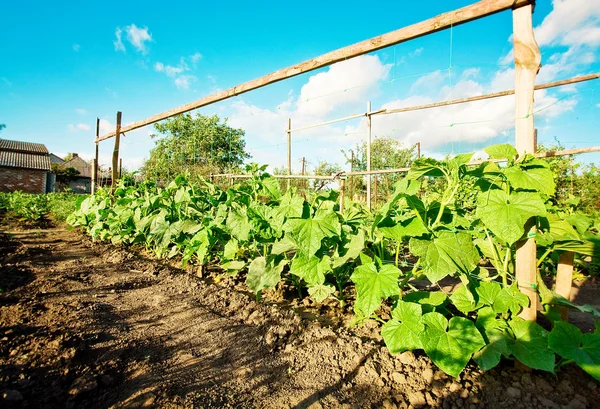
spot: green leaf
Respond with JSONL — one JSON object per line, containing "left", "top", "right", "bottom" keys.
{"left": 308, "top": 284, "right": 336, "bottom": 303}
{"left": 221, "top": 260, "right": 246, "bottom": 275}
{"left": 259, "top": 175, "right": 282, "bottom": 199}
{"left": 420, "top": 312, "right": 486, "bottom": 377}
{"left": 223, "top": 238, "right": 238, "bottom": 260}
{"left": 549, "top": 321, "right": 600, "bottom": 381}
{"left": 493, "top": 284, "right": 529, "bottom": 315}
{"left": 508, "top": 317, "right": 555, "bottom": 372}
{"left": 409, "top": 232, "right": 480, "bottom": 283}
{"left": 277, "top": 190, "right": 304, "bottom": 219}
{"left": 476, "top": 190, "right": 546, "bottom": 245}
{"left": 504, "top": 166, "right": 555, "bottom": 195}
{"left": 485, "top": 144, "right": 518, "bottom": 161}
{"left": 226, "top": 206, "right": 252, "bottom": 242}
{"left": 271, "top": 235, "right": 297, "bottom": 255}
{"left": 473, "top": 307, "right": 511, "bottom": 371}
{"left": 403, "top": 291, "right": 447, "bottom": 307}
{"left": 565, "top": 214, "right": 592, "bottom": 236}
{"left": 285, "top": 209, "right": 340, "bottom": 256}
{"left": 382, "top": 301, "right": 424, "bottom": 354}
{"left": 332, "top": 229, "right": 365, "bottom": 269}
{"left": 474, "top": 281, "right": 502, "bottom": 308}
{"left": 547, "top": 213, "right": 580, "bottom": 242}
{"left": 246, "top": 256, "right": 287, "bottom": 294}
{"left": 290, "top": 255, "right": 330, "bottom": 286}
{"left": 378, "top": 215, "right": 428, "bottom": 241}
{"left": 351, "top": 260, "right": 402, "bottom": 317}
{"left": 450, "top": 284, "right": 476, "bottom": 314}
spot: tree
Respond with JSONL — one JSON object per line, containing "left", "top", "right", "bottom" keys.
{"left": 342, "top": 137, "right": 417, "bottom": 199}
{"left": 141, "top": 113, "right": 250, "bottom": 181}
{"left": 312, "top": 160, "right": 342, "bottom": 190}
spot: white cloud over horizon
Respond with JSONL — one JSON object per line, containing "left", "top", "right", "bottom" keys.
{"left": 114, "top": 24, "right": 152, "bottom": 54}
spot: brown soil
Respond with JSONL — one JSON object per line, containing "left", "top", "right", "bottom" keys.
{"left": 1, "top": 224, "right": 599, "bottom": 409}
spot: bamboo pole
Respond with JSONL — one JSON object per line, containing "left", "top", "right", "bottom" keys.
{"left": 373, "top": 176, "right": 378, "bottom": 209}
{"left": 416, "top": 142, "right": 421, "bottom": 158}
{"left": 95, "top": 0, "right": 532, "bottom": 142}
{"left": 111, "top": 112, "right": 122, "bottom": 188}
{"left": 301, "top": 156, "right": 306, "bottom": 192}
{"left": 513, "top": 4, "right": 541, "bottom": 322}
{"left": 366, "top": 101, "right": 372, "bottom": 210}
{"left": 555, "top": 251, "right": 575, "bottom": 321}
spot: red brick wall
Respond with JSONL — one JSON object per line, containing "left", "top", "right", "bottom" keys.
{"left": 0, "top": 167, "right": 47, "bottom": 194}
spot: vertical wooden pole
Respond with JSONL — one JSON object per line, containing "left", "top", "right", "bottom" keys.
{"left": 366, "top": 101, "right": 372, "bottom": 210}
{"left": 339, "top": 177, "right": 346, "bottom": 211}
{"left": 119, "top": 158, "right": 123, "bottom": 179}
{"left": 112, "top": 112, "right": 122, "bottom": 187}
{"left": 229, "top": 177, "right": 234, "bottom": 187}
{"left": 286, "top": 118, "right": 292, "bottom": 191}
{"left": 555, "top": 251, "right": 575, "bottom": 320}
{"left": 373, "top": 176, "right": 378, "bottom": 209}
{"left": 416, "top": 142, "right": 421, "bottom": 159}
{"left": 513, "top": 4, "right": 541, "bottom": 321}
{"left": 350, "top": 150, "right": 354, "bottom": 201}
{"left": 92, "top": 118, "right": 100, "bottom": 194}
{"left": 301, "top": 156, "right": 306, "bottom": 193}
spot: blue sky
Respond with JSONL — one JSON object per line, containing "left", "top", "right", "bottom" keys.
{"left": 1, "top": 0, "right": 599, "bottom": 173}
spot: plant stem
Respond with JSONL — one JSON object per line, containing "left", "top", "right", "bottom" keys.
{"left": 395, "top": 241, "right": 401, "bottom": 267}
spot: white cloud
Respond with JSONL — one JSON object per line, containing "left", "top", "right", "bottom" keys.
{"left": 409, "top": 70, "right": 446, "bottom": 94}
{"left": 535, "top": 0, "right": 600, "bottom": 47}
{"left": 174, "top": 75, "right": 197, "bottom": 90}
{"left": 75, "top": 108, "right": 87, "bottom": 115}
{"left": 125, "top": 24, "right": 152, "bottom": 53}
{"left": 409, "top": 47, "right": 424, "bottom": 58}
{"left": 114, "top": 28, "right": 125, "bottom": 52}
{"left": 155, "top": 53, "right": 203, "bottom": 89}
{"left": 98, "top": 119, "right": 113, "bottom": 135}
{"left": 296, "top": 55, "right": 391, "bottom": 117}
{"left": 73, "top": 44, "right": 80, "bottom": 52}
{"left": 68, "top": 123, "right": 91, "bottom": 132}
{"left": 114, "top": 24, "right": 152, "bottom": 54}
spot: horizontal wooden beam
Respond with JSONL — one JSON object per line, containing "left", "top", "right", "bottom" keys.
{"left": 96, "top": 0, "right": 532, "bottom": 143}
{"left": 211, "top": 173, "right": 337, "bottom": 180}
{"left": 345, "top": 145, "right": 600, "bottom": 176}
{"left": 380, "top": 72, "right": 600, "bottom": 116}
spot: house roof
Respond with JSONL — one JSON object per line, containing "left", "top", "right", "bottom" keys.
{"left": 0, "top": 139, "right": 51, "bottom": 171}
{"left": 50, "top": 153, "right": 65, "bottom": 164}
{"left": 63, "top": 154, "right": 91, "bottom": 178}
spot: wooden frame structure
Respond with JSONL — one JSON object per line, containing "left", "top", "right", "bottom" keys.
{"left": 92, "top": 0, "right": 600, "bottom": 321}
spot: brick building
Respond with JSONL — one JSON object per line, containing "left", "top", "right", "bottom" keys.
{"left": 0, "top": 139, "right": 52, "bottom": 194}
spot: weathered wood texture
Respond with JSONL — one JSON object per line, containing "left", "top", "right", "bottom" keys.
{"left": 513, "top": 4, "right": 541, "bottom": 321}
{"left": 111, "top": 112, "right": 122, "bottom": 187}
{"left": 96, "top": 0, "right": 532, "bottom": 142}
{"left": 366, "top": 101, "right": 372, "bottom": 210}
{"left": 555, "top": 251, "right": 575, "bottom": 320}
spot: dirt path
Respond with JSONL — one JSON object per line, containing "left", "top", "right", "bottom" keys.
{"left": 1, "top": 225, "right": 599, "bottom": 409}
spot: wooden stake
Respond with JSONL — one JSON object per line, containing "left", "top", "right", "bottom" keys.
{"left": 92, "top": 118, "right": 100, "bottom": 194}
{"left": 373, "top": 176, "right": 378, "bottom": 209}
{"left": 339, "top": 178, "right": 346, "bottom": 211}
{"left": 119, "top": 158, "right": 123, "bottom": 179}
{"left": 112, "top": 111, "right": 122, "bottom": 188}
{"left": 287, "top": 118, "right": 291, "bottom": 191}
{"left": 349, "top": 150, "right": 354, "bottom": 201}
{"left": 555, "top": 251, "right": 575, "bottom": 321}
{"left": 416, "top": 142, "right": 421, "bottom": 159}
{"left": 366, "top": 101, "right": 372, "bottom": 210}
{"left": 301, "top": 156, "right": 306, "bottom": 192}
{"left": 513, "top": 4, "right": 541, "bottom": 321}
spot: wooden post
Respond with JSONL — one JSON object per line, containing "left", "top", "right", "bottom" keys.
{"left": 91, "top": 159, "right": 97, "bottom": 194}
{"left": 287, "top": 118, "right": 291, "bottom": 191}
{"left": 111, "top": 112, "right": 122, "bottom": 187}
{"left": 339, "top": 177, "right": 346, "bottom": 211}
{"left": 229, "top": 177, "right": 234, "bottom": 187}
{"left": 301, "top": 156, "right": 306, "bottom": 192}
{"left": 513, "top": 4, "right": 541, "bottom": 321}
{"left": 366, "top": 101, "right": 372, "bottom": 210}
{"left": 416, "top": 142, "right": 421, "bottom": 158}
{"left": 555, "top": 251, "right": 575, "bottom": 320}
{"left": 92, "top": 118, "right": 100, "bottom": 194}
{"left": 119, "top": 158, "right": 123, "bottom": 179}
{"left": 373, "top": 176, "right": 378, "bottom": 209}
{"left": 349, "top": 150, "right": 354, "bottom": 201}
